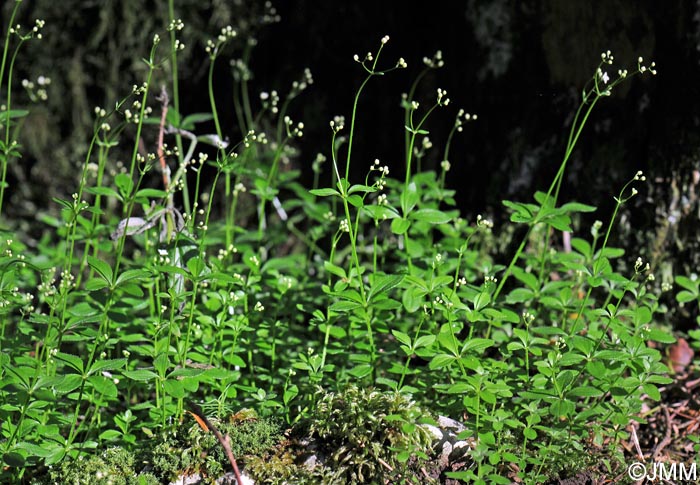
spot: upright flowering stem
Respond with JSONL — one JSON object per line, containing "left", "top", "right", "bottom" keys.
{"left": 326, "top": 37, "right": 405, "bottom": 377}
{"left": 402, "top": 90, "right": 448, "bottom": 270}
{"left": 565, "top": 172, "right": 645, "bottom": 337}
{"left": 166, "top": 3, "right": 190, "bottom": 214}
{"left": 0, "top": 7, "right": 40, "bottom": 218}
{"left": 403, "top": 50, "right": 443, "bottom": 168}
{"left": 492, "top": 52, "right": 656, "bottom": 303}
{"left": 345, "top": 37, "right": 404, "bottom": 179}
{"left": 345, "top": 75, "right": 374, "bottom": 182}
{"left": 205, "top": 27, "right": 237, "bottom": 244}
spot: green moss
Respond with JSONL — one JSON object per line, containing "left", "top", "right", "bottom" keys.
{"left": 38, "top": 447, "right": 159, "bottom": 485}
{"left": 297, "top": 384, "right": 436, "bottom": 484}
{"left": 218, "top": 415, "right": 283, "bottom": 457}
{"left": 147, "top": 411, "right": 283, "bottom": 483}
{"left": 244, "top": 449, "right": 336, "bottom": 485}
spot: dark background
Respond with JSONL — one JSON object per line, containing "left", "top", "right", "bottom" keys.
{"left": 255, "top": 1, "right": 687, "bottom": 214}
{"left": 4, "top": 0, "right": 700, "bottom": 313}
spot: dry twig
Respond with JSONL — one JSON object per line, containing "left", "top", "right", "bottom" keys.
{"left": 651, "top": 405, "right": 673, "bottom": 461}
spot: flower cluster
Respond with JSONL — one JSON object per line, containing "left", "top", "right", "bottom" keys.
{"left": 634, "top": 257, "right": 650, "bottom": 274}
{"left": 371, "top": 158, "right": 390, "bottom": 177}
{"left": 168, "top": 19, "right": 184, "bottom": 31}
{"left": 454, "top": 109, "right": 478, "bottom": 133}
{"left": 70, "top": 192, "right": 89, "bottom": 212}
{"left": 206, "top": 25, "right": 237, "bottom": 58}
{"left": 38, "top": 274, "right": 57, "bottom": 299}
{"left": 423, "top": 50, "right": 444, "bottom": 69}
{"left": 284, "top": 116, "right": 304, "bottom": 138}
{"left": 131, "top": 82, "right": 149, "bottom": 96}
{"left": 165, "top": 19, "right": 186, "bottom": 51}
{"left": 437, "top": 88, "right": 450, "bottom": 106}
{"left": 476, "top": 214, "right": 494, "bottom": 230}
{"left": 231, "top": 58, "right": 252, "bottom": 82}
{"left": 243, "top": 129, "right": 268, "bottom": 148}
{"left": 312, "top": 152, "right": 327, "bottom": 174}
{"left": 22, "top": 76, "right": 51, "bottom": 102}
{"left": 433, "top": 293, "right": 453, "bottom": 308}
{"left": 637, "top": 56, "right": 657, "bottom": 75}
{"left": 522, "top": 311, "right": 535, "bottom": 325}
{"left": 594, "top": 51, "right": 657, "bottom": 98}
{"left": 601, "top": 50, "right": 614, "bottom": 65}
{"left": 291, "top": 68, "right": 314, "bottom": 95}
{"left": 58, "top": 269, "right": 76, "bottom": 292}
{"left": 330, "top": 115, "right": 345, "bottom": 133}
{"left": 217, "top": 244, "right": 239, "bottom": 261}
{"left": 353, "top": 35, "right": 407, "bottom": 72}
{"left": 260, "top": 90, "right": 280, "bottom": 114}
{"left": 262, "top": 1, "right": 282, "bottom": 24}
{"left": 218, "top": 25, "right": 237, "bottom": 43}
{"left": 10, "top": 19, "right": 45, "bottom": 40}
{"left": 233, "top": 182, "right": 246, "bottom": 197}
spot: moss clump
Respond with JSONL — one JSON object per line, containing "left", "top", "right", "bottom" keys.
{"left": 36, "top": 447, "right": 159, "bottom": 485}
{"left": 297, "top": 384, "right": 436, "bottom": 484}
{"left": 220, "top": 414, "right": 283, "bottom": 458}
{"left": 244, "top": 448, "right": 337, "bottom": 485}
{"left": 148, "top": 410, "right": 283, "bottom": 483}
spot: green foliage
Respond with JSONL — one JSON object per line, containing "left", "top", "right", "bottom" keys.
{"left": 0, "top": 2, "right": 681, "bottom": 485}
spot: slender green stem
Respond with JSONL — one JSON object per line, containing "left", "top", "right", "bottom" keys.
{"left": 404, "top": 103, "right": 440, "bottom": 186}
{"left": 0, "top": 2, "right": 22, "bottom": 94}
{"left": 344, "top": 75, "right": 373, "bottom": 181}
{"left": 258, "top": 138, "right": 289, "bottom": 238}
{"left": 167, "top": 0, "right": 189, "bottom": 214}
{"left": 493, "top": 94, "right": 600, "bottom": 302}
{"left": 403, "top": 67, "right": 431, "bottom": 161}
{"left": 0, "top": 35, "right": 25, "bottom": 217}
{"left": 241, "top": 45, "right": 254, "bottom": 130}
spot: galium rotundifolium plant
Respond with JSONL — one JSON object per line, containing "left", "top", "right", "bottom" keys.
{"left": 0, "top": 10, "right": 676, "bottom": 485}
{"left": 311, "top": 39, "right": 670, "bottom": 484}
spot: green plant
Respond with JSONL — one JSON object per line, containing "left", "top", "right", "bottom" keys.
{"left": 676, "top": 273, "right": 700, "bottom": 358}
{"left": 0, "top": 5, "right": 679, "bottom": 485}
{"left": 675, "top": 273, "right": 700, "bottom": 320}
{"left": 0, "top": 2, "right": 45, "bottom": 218}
